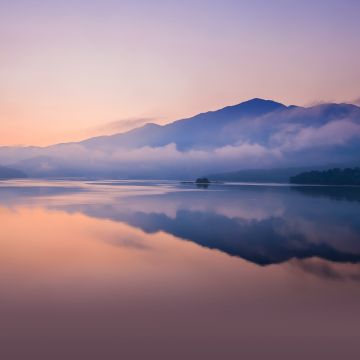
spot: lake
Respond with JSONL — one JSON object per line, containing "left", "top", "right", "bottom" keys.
{"left": 0, "top": 180, "right": 360, "bottom": 360}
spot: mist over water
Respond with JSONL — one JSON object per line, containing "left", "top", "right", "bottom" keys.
{"left": 0, "top": 180, "right": 360, "bottom": 360}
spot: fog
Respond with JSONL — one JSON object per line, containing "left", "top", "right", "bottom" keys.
{"left": 1, "top": 100, "right": 360, "bottom": 178}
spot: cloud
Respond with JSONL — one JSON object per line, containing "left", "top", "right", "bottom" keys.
{"left": 12, "top": 142, "right": 282, "bottom": 178}
{"left": 96, "top": 117, "right": 158, "bottom": 134}
{"left": 2, "top": 105, "right": 360, "bottom": 178}
{"left": 353, "top": 98, "right": 360, "bottom": 106}
{"left": 96, "top": 142, "right": 280, "bottom": 174}
{"left": 292, "top": 259, "right": 360, "bottom": 282}
{"left": 272, "top": 119, "right": 360, "bottom": 151}
{"left": 304, "top": 100, "right": 332, "bottom": 107}
{"left": 4, "top": 117, "right": 360, "bottom": 178}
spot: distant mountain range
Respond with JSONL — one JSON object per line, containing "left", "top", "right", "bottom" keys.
{"left": 207, "top": 167, "right": 321, "bottom": 183}
{"left": 0, "top": 165, "right": 27, "bottom": 179}
{"left": 206, "top": 165, "right": 360, "bottom": 183}
{"left": 0, "top": 98, "right": 360, "bottom": 179}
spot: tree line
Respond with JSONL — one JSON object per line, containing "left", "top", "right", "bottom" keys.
{"left": 290, "top": 168, "right": 360, "bottom": 185}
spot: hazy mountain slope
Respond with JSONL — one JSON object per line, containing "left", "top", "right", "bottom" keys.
{"left": 78, "top": 99, "right": 360, "bottom": 152}
{"left": 1, "top": 98, "right": 360, "bottom": 178}
{"left": 207, "top": 167, "right": 318, "bottom": 183}
{"left": 80, "top": 98, "right": 287, "bottom": 150}
{"left": 206, "top": 162, "right": 360, "bottom": 183}
{"left": 0, "top": 165, "right": 27, "bottom": 179}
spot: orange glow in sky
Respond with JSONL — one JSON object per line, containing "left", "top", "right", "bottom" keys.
{"left": 1, "top": 0, "right": 359, "bottom": 146}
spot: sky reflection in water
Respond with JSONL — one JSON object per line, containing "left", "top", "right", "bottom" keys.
{"left": 0, "top": 180, "right": 359, "bottom": 360}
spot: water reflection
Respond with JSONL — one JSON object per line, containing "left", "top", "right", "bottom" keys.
{"left": 292, "top": 185, "right": 360, "bottom": 202}
{"left": 1, "top": 180, "right": 360, "bottom": 267}
{"left": 1, "top": 180, "right": 360, "bottom": 360}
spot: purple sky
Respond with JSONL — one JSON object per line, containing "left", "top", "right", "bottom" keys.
{"left": 0, "top": 0, "right": 359, "bottom": 145}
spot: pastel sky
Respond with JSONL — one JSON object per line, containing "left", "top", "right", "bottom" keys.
{"left": 1, "top": 0, "right": 359, "bottom": 146}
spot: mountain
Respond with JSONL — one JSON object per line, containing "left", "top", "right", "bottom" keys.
{"left": 1, "top": 98, "right": 360, "bottom": 179}
{"left": 0, "top": 165, "right": 27, "bottom": 179}
{"left": 78, "top": 99, "right": 360, "bottom": 152}
{"left": 80, "top": 98, "right": 287, "bottom": 151}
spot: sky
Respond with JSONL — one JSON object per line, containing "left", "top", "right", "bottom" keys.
{"left": 0, "top": 0, "right": 359, "bottom": 146}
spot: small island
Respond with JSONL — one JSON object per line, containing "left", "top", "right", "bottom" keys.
{"left": 195, "top": 177, "right": 210, "bottom": 184}
{"left": 180, "top": 177, "right": 212, "bottom": 188}
{"left": 290, "top": 168, "right": 360, "bottom": 186}
{"left": 195, "top": 177, "right": 210, "bottom": 188}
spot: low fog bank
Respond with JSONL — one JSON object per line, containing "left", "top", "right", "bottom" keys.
{"left": 2, "top": 140, "right": 360, "bottom": 180}
{"left": 1, "top": 99, "right": 360, "bottom": 179}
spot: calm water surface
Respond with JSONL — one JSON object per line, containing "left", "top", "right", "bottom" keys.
{"left": 0, "top": 180, "right": 360, "bottom": 360}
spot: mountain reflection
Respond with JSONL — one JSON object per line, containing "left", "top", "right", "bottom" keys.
{"left": 291, "top": 185, "right": 360, "bottom": 202}
{"left": 1, "top": 180, "right": 360, "bottom": 267}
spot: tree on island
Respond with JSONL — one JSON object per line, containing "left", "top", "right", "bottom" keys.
{"left": 196, "top": 177, "right": 210, "bottom": 184}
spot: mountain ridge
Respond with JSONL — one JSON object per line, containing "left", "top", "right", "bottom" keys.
{"left": 1, "top": 98, "right": 360, "bottom": 179}
{"left": 1, "top": 98, "right": 359, "bottom": 150}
